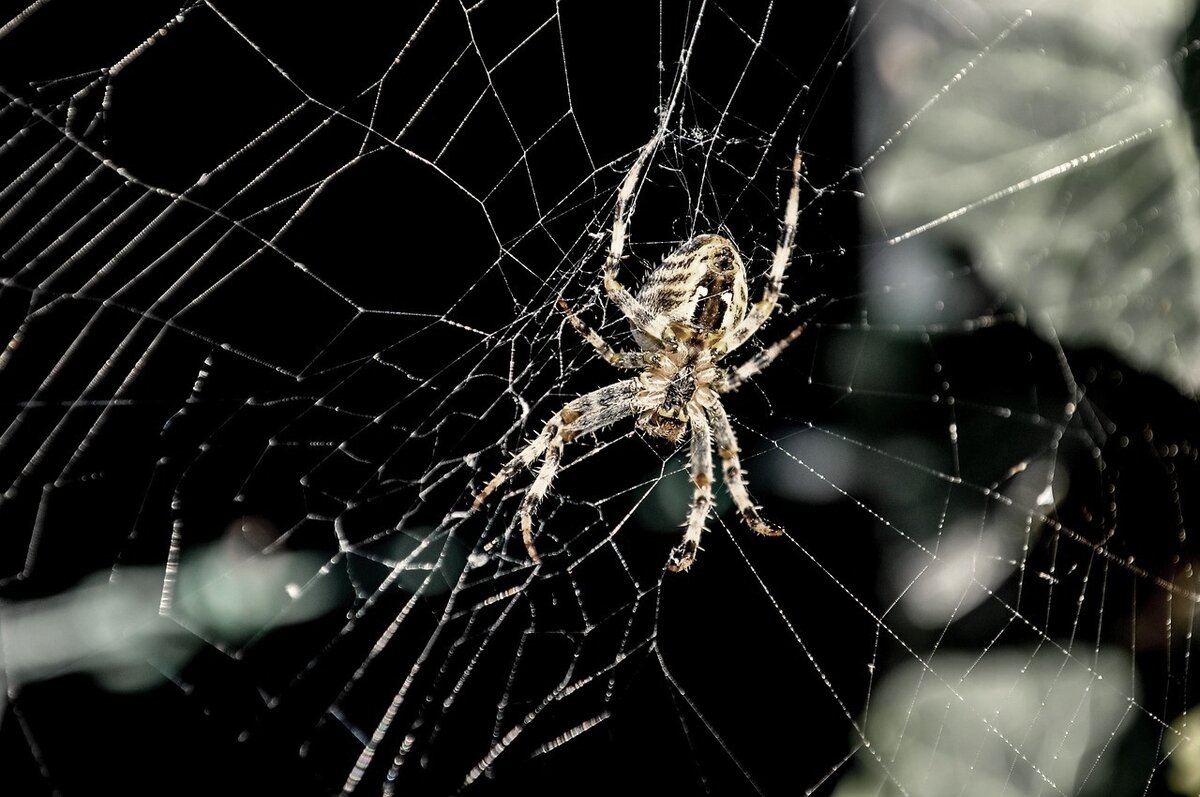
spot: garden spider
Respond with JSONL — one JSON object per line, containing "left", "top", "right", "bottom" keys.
{"left": 475, "top": 133, "right": 806, "bottom": 571}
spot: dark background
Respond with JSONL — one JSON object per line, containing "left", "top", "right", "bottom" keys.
{"left": 1, "top": 2, "right": 1198, "bottom": 795}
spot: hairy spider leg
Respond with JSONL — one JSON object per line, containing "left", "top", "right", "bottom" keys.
{"left": 720, "top": 322, "right": 807, "bottom": 393}
{"left": 557, "top": 297, "right": 655, "bottom": 370}
{"left": 669, "top": 407, "right": 714, "bottom": 572}
{"left": 602, "top": 134, "right": 679, "bottom": 348}
{"left": 708, "top": 400, "right": 783, "bottom": 537}
{"left": 721, "top": 152, "right": 804, "bottom": 354}
{"left": 474, "top": 379, "right": 641, "bottom": 563}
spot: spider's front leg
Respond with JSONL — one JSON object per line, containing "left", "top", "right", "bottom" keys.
{"left": 668, "top": 408, "right": 714, "bottom": 572}
{"left": 474, "top": 379, "right": 640, "bottom": 564}
{"left": 708, "top": 400, "right": 783, "bottom": 538}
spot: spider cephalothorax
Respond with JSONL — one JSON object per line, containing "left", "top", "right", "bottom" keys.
{"left": 474, "top": 133, "right": 805, "bottom": 571}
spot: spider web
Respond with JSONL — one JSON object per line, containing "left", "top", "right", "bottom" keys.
{"left": 2, "top": 1, "right": 1200, "bottom": 794}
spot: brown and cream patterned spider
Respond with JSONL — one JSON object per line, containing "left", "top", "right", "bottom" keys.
{"left": 475, "top": 133, "right": 806, "bottom": 572}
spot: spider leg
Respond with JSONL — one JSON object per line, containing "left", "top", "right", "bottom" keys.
{"left": 603, "top": 134, "right": 679, "bottom": 347}
{"left": 668, "top": 408, "right": 714, "bottom": 572}
{"left": 474, "top": 379, "right": 640, "bottom": 563}
{"left": 719, "top": 322, "right": 806, "bottom": 393}
{"left": 708, "top": 399, "right": 783, "bottom": 538}
{"left": 720, "top": 152, "right": 803, "bottom": 355}
{"left": 558, "top": 297, "right": 655, "bottom": 369}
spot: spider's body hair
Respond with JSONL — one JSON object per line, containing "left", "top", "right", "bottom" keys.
{"left": 633, "top": 234, "right": 749, "bottom": 351}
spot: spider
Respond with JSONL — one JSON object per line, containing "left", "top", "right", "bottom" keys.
{"left": 474, "top": 133, "right": 806, "bottom": 571}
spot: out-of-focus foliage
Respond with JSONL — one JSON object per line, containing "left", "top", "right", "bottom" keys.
{"left": 865, "top": 0, "right": 1200, "bottom": 395}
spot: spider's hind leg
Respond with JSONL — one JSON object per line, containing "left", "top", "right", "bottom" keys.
{"left": 720, "top": 152, "right": 804, "bottom": 354}
{"left": 602, "top": 132, "right": 680, "bottom": 349}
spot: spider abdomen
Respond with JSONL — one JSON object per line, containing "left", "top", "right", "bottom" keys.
{"left": 633, "top": 234, "right": 749, "bottom": 348}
